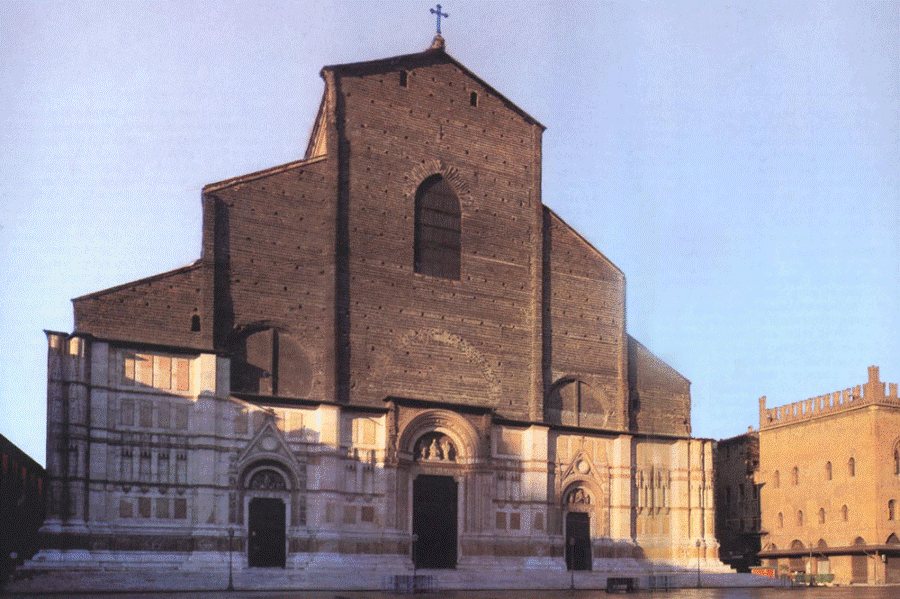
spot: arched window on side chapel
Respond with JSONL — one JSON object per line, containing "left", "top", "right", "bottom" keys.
{"left": 415, "top": 175, "right": 461, "bottom": 279}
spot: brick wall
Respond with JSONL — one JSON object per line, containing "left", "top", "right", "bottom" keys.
{"left": 201, "top": 157, "right": 337, "bottom": 402}
{"left": 73, "top": 264, "right": 205, "bottom": 349}
{"left": 70, "top": 46, "right": 691, "bottom": 434}
{"left": 544, "top": 209, "right": 627, "bottom": 428}
{"left": 627, "top": 336, "right": 691, "bottom": 435}
{"left": 331, "top": 57, "right": 543, "bottom": 420}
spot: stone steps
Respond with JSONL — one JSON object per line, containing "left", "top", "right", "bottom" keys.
{"left": 6, "top": 564, "right": 775, "bottom": 594}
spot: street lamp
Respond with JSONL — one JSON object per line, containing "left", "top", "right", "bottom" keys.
{"left": 696, "top": 539, "right": 702, "bottom": 588}
{"left": 227, "top": 527, "right": 234, "bottom": 591}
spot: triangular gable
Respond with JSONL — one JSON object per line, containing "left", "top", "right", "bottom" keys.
{"left": 627, "top": 335, "right": 691, "bottom": 385}
{"left": 304, "top": 89, "right": 328, "bottom": 160}
{"left": 236, "top": 411, "right": 302, "bottom": 476}
{"left": 544, "top": 206, "right": 625, "bottom": 281}
{"left": 321, "top": 43, "right": 545, "bottom": 131}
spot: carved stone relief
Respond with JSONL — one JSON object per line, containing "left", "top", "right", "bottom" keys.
{"left": 414, "top": 432, "right": 457, "bottom": 463}
{"left": 248, "top": 468, "right": 287, "bottom": 491}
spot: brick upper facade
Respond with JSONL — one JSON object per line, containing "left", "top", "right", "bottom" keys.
{"left": 71, "top": 39, "right": 689, "bottom": 437}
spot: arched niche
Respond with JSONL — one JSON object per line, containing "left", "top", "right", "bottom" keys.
{"left": 228, "top": 326, "right": 312, "bottom": 398}
{"left": 398, "top": 410, "right": 479, "bottom": 465}
{"left": 545, "top": 377, "right": 614, "bottom": 428}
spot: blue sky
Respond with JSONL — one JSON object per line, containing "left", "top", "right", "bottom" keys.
{"left": 2, "top": 1, "right": 898, "bottom": 465}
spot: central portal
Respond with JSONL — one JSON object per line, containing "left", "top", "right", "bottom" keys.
{"left": 413, "top": 474, "right": 457, "bottom": 569}
{"left": 566, "top": 511, "right": 591, "bottom": 571}
{"left": 248, "top": 497, "right": 286, "bottom": 568}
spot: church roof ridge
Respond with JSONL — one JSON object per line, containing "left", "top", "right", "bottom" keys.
{"left": 542, "top": 205, "right": 625, "bottom": 279}
{"left": 627, "top": 333, "right": 692, "bottom": 385}
{"left": 321, "top": 44, "right": 546, "bottom": 131}
{"left": 71, "top": 261, "right": 202, "bottom": 303}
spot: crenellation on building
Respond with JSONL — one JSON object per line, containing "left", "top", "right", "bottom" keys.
{"left": 759, "top": 366, "right": 900, "bottom": 431}
{"left": 743, "top": 367, "right": 900, "bottom": 585}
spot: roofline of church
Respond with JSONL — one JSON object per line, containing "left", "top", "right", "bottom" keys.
{"left": 628, "top": 334, "right": 692, "bottom": 386}
{"left": 543, "top": 206, "right": 625, "bottom": 280}
{"left": 71, "top": 262, "right": 203, "bottom": 302}
{"left": 321, "top": 43, "right": 547, "bottom": 131}
{"left": 202, "top": 155, "right": 329, "bottom": 194}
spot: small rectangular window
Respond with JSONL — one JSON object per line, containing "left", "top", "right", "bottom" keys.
{"left": 400, "top": 70, "right": 408, "bottom": 87}
{"left": 156, "top": 497, "right": 169, "bottom": 519}
{"left": 138, "top": 497, "right": 151, "bottom": 518}
{"left": 470, "top": 91, "right": 478, "bottom": 106}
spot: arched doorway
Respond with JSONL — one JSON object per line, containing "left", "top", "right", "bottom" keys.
{"left": 788, "top": 540, "right": 804, "bottom": 573}
{"left": 564, "top": 486, "right": 593, "bottom": 571}
{"left": 413, "top": 473, "right": 457, "bottom": 569}
{"left": 245, "top": 468, "right": 288, "bottom": 568}
{"left": 886, "top": 534, "right": 900, "bottom": 584}
{"left": 816, "top": 539, "right": 829, "bottom": 576}
{"left": 400, "top": 411, "right": 478, "bottom": 570}
{"left": 851, "top": 537, "right": 868, "bottom": 583}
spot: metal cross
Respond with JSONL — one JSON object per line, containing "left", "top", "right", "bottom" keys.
{"left": 430, "top": 4, "right": 448, "bottom": 35}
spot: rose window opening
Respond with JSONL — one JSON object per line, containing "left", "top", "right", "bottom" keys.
{"left": 414, "top": 432, "right": 457, "bottom": 463}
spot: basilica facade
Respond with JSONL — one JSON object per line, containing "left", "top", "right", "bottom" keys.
{"left": 33, "top": 37, "right": 719, "bottom": 586}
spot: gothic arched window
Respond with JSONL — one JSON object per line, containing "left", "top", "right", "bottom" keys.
{"left": 415, "top": 175, "right": 461, "bottom": 279}
{"left": 848, "top": 457, "right": 856, "bottom": 477}
{"left": 894, "top": 446, "right": 899, "bottom": 475}
{"left": 826, "top": 461, "right": 832, "bottom": 480}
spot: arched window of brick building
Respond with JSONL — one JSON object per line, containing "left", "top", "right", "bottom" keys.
{"left": 789, "top": 540, "right": 805, "bottom": 571}
{"left": 792, "top": 466, "right": 799, "bottom": 485}
{"left": 889, "top": 500, "right": 896, "bottom": 521}
{"left": 773, "top": 470, "right": 780, "bottom": 488}
{"left": 414, "top": 175, "right": 461, "bottom": 279}
{"left": 826, "top": 461, "right": 832, "bottom": 480}
{"left": 797, "top": 510, "right": 803, "bottom": 526}
{"left": 777, "top": 512, "right": 783, "bottom": 528}
{"left": 842, "top": 505, "right": 849, "bottom": 521}
{"left": 819, "top": 508, "right": 825, "bottom": 524}
{"left": 894, "top": 446, "right": 899, "bottom": 475}
{"left": 848, "top": 457, "right": 856, "bottom": 477}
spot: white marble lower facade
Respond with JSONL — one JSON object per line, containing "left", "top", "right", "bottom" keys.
{"left": 29, "top": 333, "right": 724, "bottom": 586}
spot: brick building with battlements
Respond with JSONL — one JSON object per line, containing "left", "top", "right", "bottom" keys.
{"left": 756, "top": 366, "right": 900, "bottom": 585}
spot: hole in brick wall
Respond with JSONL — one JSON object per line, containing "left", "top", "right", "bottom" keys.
{"left": 400, "top": 70, "right": 408, "bottom": 87}
{"left": 191, "top": 315, "right": 201, "bottom": 332}
{"left": 470, "top": 92, "right": 478, "bottom": 106}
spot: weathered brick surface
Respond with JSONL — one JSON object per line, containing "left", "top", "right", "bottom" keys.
{"left": 73, "top": 264, "right": 205, "bottom": 349}
{"left": 544, "top": 209, "right": 627, "bottom": 428}
{"left": 332, "top": 58, "right": 543, "bottom": 421}
{"left": 627, "top": 336, "right": 691, "bottom": 436}
{"left": 70, "top": 45, "right": 689, "bottom": 434}
{"left": 202, "top": 157, "right": 337, "bottom": 401}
